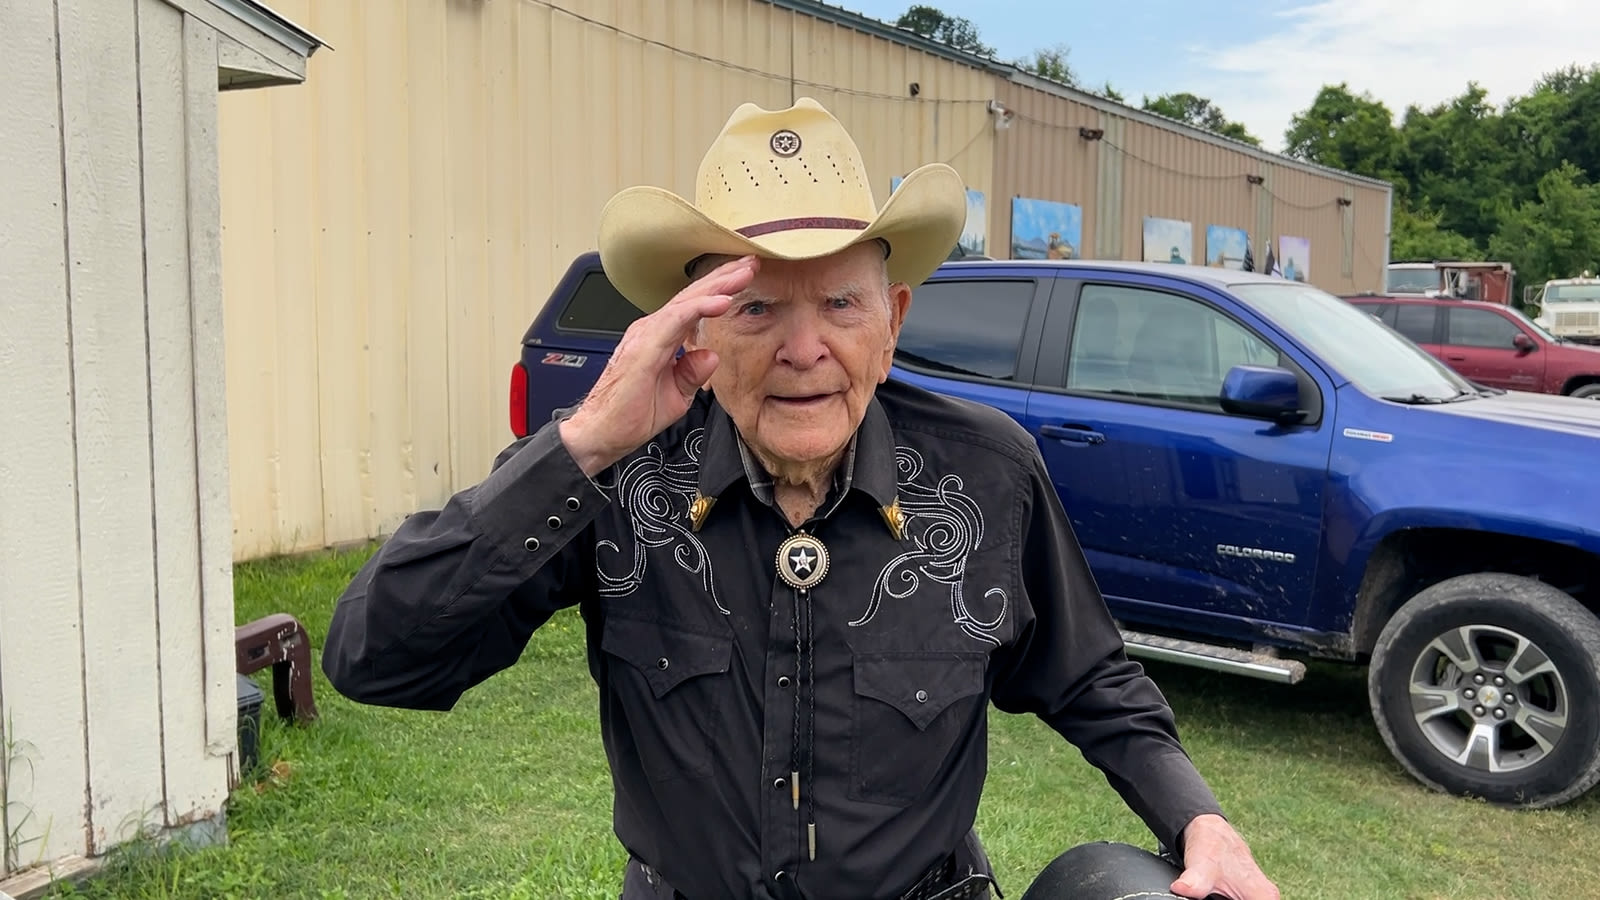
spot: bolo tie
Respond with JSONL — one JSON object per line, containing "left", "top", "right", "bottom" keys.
{"left": 774, "top": 529, "right": 829, "bottom": 866}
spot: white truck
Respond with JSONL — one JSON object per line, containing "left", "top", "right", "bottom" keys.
{"left": 1533, "top": 272, "right": 1600, "bottom": 344}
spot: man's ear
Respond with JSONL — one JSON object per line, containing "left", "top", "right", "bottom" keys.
{"left": 879, "top": 282, "right": 913, "bottom": 381}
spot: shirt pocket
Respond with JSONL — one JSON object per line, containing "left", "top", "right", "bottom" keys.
{"left": 601, "top": 615, "right": 733, "bottom": 782}
{"left": 849, "top": 651, "right": 988, "bottom": 806}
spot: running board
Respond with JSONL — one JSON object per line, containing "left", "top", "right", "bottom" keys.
{"left": 1121, "top": 629, "right": 1307, "bottom": 684}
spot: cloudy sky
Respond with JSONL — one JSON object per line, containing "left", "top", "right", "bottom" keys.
{"left": 842, "top": 0, "right": 1600, "bottom": 152}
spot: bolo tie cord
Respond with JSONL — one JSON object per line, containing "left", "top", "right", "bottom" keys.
{"left": 788, "top": 588, "right": 818, "bottom": 863}
{"left": 791, "top": 590, "right": 802, "bottom": 820}
{"left": 804, "top": 586, "right": 817, "bottom": 861}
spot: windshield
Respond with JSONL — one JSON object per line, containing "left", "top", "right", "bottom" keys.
{"left": 1504, "top": 305, "right": 1561, "bottom": 342}
{"left": 1545, "top": 283, "right": 1600, "bottom": 303}
{"left": 1231, "top": 282, "right": 1477, "bottom": 401}
{"left": 1385, "top": 267, "right": 1439, "bottom": 293}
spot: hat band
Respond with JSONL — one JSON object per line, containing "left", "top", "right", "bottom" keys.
{"left": 735, "top": 216, "right": 871, "bottom": 239}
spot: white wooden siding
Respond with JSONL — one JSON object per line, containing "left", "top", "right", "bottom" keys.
{"left": 0, "top": 0, "right": 308, "bottom": 877}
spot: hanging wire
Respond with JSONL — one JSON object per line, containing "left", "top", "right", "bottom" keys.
{"left": 529, "top": 0, "right": 993, "bottom": 106}
{"left": 1011, "top": 111, "right": 1353, "bottom": 209}
{"left": 941, "top": 124, "right": 991, "bottom": 164}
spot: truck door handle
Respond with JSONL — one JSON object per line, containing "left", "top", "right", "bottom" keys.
{"left": 1446, "top": 354, "right": 1466, "bottom": 361}
{"left": 1039, "top": 424, "right": 1105, "bottom": 445}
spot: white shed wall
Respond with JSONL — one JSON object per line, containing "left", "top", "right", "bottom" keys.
{"left": 0, "top": 0, "right": 291, "bottom": 877}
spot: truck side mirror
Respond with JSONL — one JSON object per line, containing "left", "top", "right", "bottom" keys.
{"left": 1513, "top": 333, "right": 1536, "bottom": 354}
{"left": 1220, "top": 365, "right": 1305, "bottom": 424}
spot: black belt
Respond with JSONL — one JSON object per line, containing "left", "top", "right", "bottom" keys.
{"left": 895, "top": 853, "right": 996, "bottom": 900}
{"left": 638, "top": 854, "right": 994, "bottom": 900}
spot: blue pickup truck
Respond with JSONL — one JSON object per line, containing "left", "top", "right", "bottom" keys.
{"left": 509, "top": 252, "right": 1600, "bottom": 810}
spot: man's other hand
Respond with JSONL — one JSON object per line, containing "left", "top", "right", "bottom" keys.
{"left": 560, "top": 255, "right": 757, "bottom": 476}
{"left": 1170, "top": 814, "right": 1279, "bottom": 900}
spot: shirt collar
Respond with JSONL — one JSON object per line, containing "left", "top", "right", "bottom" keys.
{"left": 692, "top": 393, "right": 903, "bottom": 537}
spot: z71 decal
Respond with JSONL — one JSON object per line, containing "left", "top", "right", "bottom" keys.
{"left": 541, "top": 352, "right": 588, "bottom": 368}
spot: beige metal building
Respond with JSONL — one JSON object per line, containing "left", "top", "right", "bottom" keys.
{"left": 0, "top": 0, "right": 319, "bottom": 890}
{"left": 216, "top": 0, "right": 1393, "bottom": 561}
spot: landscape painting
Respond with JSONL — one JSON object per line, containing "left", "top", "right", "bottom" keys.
{"left": 1205, "top": 225, "right": 1249, "bottom": 270}
{"left": 892, "top": 177, "right": 986, "bottom": 257}
{"left": 1142, "top": 216, "right": 1193, "bottom": 265}
{"left": 958, "top": 188, "right": 987, "bottom": 257}
{"left": 1011, "top": 197, "right": 1083, "bottom": 260}
{"left": 1278, "top": 235, "right": 1311, "bottom": 282}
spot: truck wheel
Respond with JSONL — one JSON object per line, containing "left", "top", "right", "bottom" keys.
{"left": 1571, "top": 384, "right": 1600, "bottom": 399}
{"left": 1368, "top": 573, "right": 1600, "bottom": 808}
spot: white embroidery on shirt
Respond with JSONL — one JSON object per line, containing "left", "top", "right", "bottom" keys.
{"left": 594, "top": 428, "right": 729, "bottom": 614}
{"left": 851, "top": 446, "right": 1008, "bottom": 644}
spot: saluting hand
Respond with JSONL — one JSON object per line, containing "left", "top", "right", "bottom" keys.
{"left": 559, "top": 255, "right": 758, "bottom": 476}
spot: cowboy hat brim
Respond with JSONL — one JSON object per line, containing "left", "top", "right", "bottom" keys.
{"left": 596, "top": 161, "right": 969, "bottom": 313}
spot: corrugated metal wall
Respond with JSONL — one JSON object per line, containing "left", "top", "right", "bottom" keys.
{"left": 217, "top": 0, "right": 996, "bottom": 560}
{"left": 217, "top": 0, "right": 1389, "bottom": 562}
{"left": 990, "top": 83, "right": 1103, "bottom": 260}
{"left": 993, "top": 76, "right": 1390, "bottom": 292}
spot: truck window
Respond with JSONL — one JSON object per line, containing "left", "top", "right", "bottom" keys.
{"left": 1447, "top": 307, "right": 1521, "bottom": 348}
{"left": 556, "top": 272, "right": 645, "bottom": 335}
{"left": 896, "top": 280, "right": 1035, "bottom": 381}
{"left": 1066, "top": 284, "right": 1277, "bottom": 410}
{"left": 1392, "top": 305, "right": 1438, "bottom": 343}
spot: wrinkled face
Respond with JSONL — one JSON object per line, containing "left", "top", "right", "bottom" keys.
{"left": 687, "top": 242, "right": 912, "bottom": 471}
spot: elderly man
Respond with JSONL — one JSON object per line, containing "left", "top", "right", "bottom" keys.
{"left": 323, "top": 97, "right": 1277, "bottom": 900}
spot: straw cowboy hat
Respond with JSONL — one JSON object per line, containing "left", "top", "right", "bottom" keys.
{"left": 596, "top": 96, "right": 969, "bottom": 313}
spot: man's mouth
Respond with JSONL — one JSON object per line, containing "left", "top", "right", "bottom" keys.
{"left": 771, "top": 393, "right": 836, "bottom": 407}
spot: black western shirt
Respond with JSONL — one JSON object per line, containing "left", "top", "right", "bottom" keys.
{"left": 322, "top": 378, "right": 1225, "bottom": 900}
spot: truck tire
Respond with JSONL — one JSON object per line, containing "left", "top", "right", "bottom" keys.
{"left": 1571, "top": 384, "right": 1600, "bottom": 400}
{"left": 1368, "top": 573, "right": 1600, "bottom": 808}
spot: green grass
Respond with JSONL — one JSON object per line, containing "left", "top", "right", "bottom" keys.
{"left": 46, "top": 544, "right": 1600, "bottom": 899}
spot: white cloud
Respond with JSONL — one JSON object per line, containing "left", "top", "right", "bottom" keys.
{"left": 1190, "top": 0, "right": 1600, "bottom": 152}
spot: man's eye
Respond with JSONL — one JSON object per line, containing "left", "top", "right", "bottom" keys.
{"left": 829, "top": 297, "right": 853, "bottom": 309}
{"left": 739, "top": 301, "right": 767, "bottom": 316}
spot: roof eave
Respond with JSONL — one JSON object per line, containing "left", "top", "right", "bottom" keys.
{"left": 211, "top": 0, "right": 326, "bottom": 60}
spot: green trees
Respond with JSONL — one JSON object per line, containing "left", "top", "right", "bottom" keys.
{"left": 1285, "top": 70, "right": 1600, "bottom": 283}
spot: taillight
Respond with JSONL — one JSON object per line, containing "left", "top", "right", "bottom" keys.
{"left": 509, "top": 362, "right": 529, "bottom": 438}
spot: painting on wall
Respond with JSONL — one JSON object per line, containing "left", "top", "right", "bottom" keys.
{"left": 1010, "top": 197, "right": 1083, "bottom": 260}
{"left": 1278, "top": 236, "right": 1311, "bottom": 282}
{"left": 1142, "top": 216, "right": 1194, "bottom": 265}
{"left": 892, "top": 177, "right": 987, "bottom": 257}
{"left": 1205, "top": 225, "right": 1249, "bottom": 270}
{"left": 958, "top": 188, "right": 987, "bottom": 257}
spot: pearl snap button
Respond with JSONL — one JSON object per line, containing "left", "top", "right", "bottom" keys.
{"left": 524, "top": 537, "right": 540, "bottom": 552}
{"left": 915, "top": 689, "right": 928, "bottom": 703}
{"left": 657, "top": 657, "right": 669, "bottom": 670}
{"left": 565, "top": 497, "right": 580, "bottom": 510}
{"left": 547, "top": 515, "right": 562, "bottom": 529}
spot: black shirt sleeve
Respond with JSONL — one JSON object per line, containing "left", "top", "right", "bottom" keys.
{"left": 321, "top": 417, "right": 610, "bottom": 711}
{"left": 988, "top": 451, "right": 1226, "bottom": 850}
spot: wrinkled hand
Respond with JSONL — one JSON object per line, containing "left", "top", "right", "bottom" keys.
{"left": 559, "top": 255, "right": 757, "bottom": 475}
{"left": 1170, "top": 814, "right": 1278, "bottom": 900}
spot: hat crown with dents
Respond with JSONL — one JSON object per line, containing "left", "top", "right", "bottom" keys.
{"left": 692, "top": 99, "right": 877, "bottom": 234}
{"left": 597, "top": 97, "right": 968, "bottom": 313}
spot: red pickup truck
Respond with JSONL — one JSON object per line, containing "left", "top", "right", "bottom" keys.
{"left": 1344, "top": 294, "right": 1600, "bottom": 399}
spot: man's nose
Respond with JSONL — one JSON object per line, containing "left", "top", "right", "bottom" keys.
{"left": 776, "top": 312, "right": 829, "bottom": 368}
